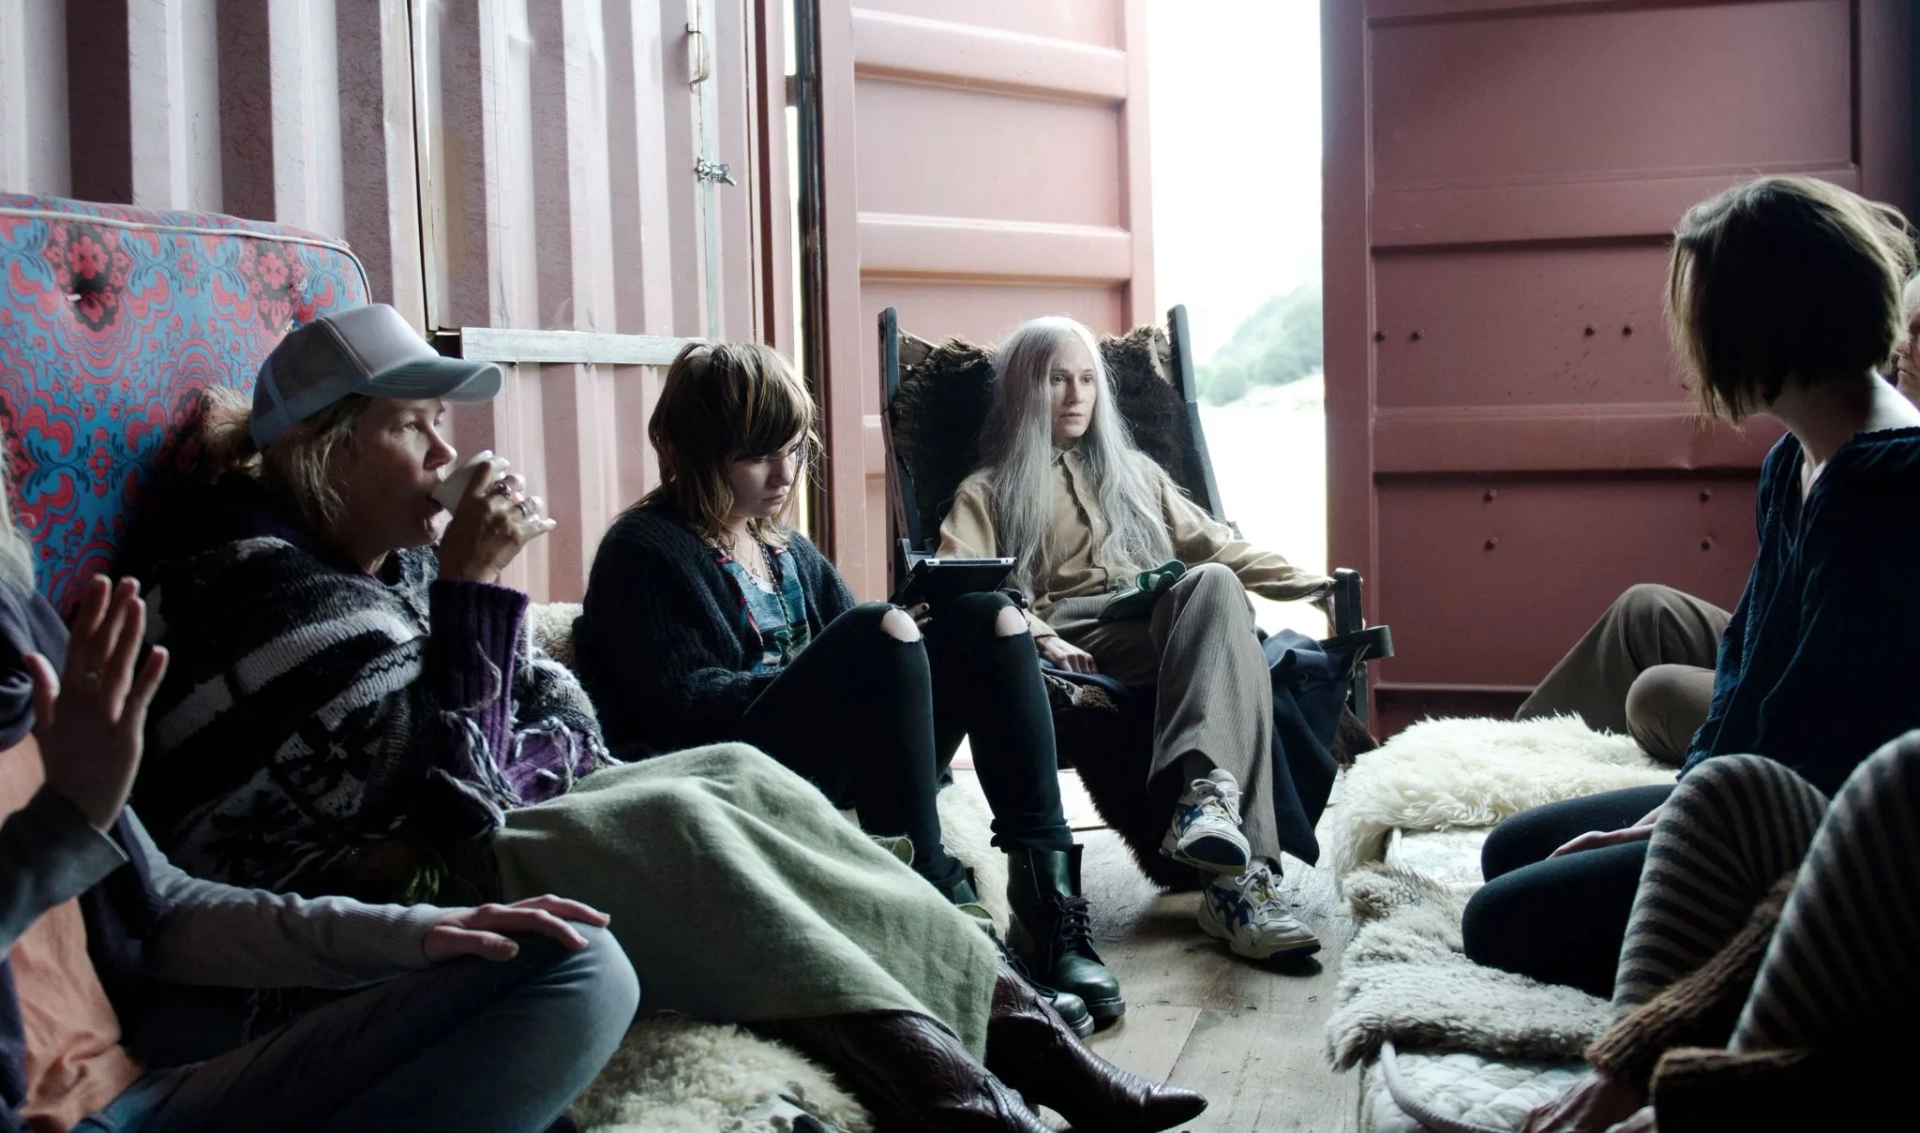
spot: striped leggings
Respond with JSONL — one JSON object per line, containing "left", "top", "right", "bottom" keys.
{"left": 1614, "top": 733, "right": 1920, "bottom": 1048}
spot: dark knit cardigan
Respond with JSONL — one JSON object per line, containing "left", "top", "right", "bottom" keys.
{"left": 130, "top": 479, "right": 609, "bottom": 901}
{"left": 1683, "top": 427, "right": 1920, "bottom": 794}
{"left": 575, "top": 501, "right": 855, "bottom": 752}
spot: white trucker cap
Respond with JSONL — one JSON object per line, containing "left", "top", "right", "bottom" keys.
{"left": 250, "top": 304, "right": 502, "bottom": 448}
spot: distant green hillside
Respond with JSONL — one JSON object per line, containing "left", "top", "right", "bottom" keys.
{"left": 1198, "top": 283, "right": 1322, "bottom": 405}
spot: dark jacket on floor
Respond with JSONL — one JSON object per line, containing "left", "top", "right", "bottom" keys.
{"left": 1684, "top": 427, "right": 1920, "bottom": 795}
{"left": 575, "top": 501, "right": 855, "bottom": 752}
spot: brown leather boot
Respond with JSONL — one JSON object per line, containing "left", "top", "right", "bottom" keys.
{"left": 758, "top": 1011, "right": 1054, "bottom": 1133}
{"left": 984, "top": 957, "right": 1208, "bottom": 1132}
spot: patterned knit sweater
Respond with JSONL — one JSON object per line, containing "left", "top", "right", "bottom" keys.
{"left": 131, "top": 497, "right": 610, "bottom": 902}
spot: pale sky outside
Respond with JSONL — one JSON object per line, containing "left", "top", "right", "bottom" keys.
{"left": 1148, "top": 0, "right": 1329, "bottom": 628}
{"left": 1147, "top": 0, "right": 1322, "bottom": 365}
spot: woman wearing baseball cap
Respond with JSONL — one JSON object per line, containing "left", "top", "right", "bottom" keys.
{"left": 124, "top": 304, "right": 1203, "bottom": 1133}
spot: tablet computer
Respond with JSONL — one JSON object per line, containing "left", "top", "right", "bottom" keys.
{"left": 891, "top": 557, "right": 1016, "bottom": 607}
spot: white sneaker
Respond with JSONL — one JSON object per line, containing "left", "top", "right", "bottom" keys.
{"left": 1160, "top": 768, "right": 1251, "bottom": 874}
{"left": 1198, "top": 863, "right": 1321, "bottom": 961}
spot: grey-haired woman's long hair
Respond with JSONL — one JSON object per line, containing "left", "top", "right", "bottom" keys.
{"left": 978, "top": 316, "right": 1175, "bottom": 596}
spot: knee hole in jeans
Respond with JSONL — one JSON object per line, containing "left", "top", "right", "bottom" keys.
{"left": 879, "top": 606, "right": 922, "bottom": 643}
{"left": 992, "top": 604, "right": 1028, "bottom": 638}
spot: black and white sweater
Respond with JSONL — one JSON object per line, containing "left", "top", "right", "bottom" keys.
{"left": 131, "top": 490, "right": 609, "bottom": 902}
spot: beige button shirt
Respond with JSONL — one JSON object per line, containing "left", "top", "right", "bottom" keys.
{"left": 937, "top": 447, "right": 1330, "bottom": 638}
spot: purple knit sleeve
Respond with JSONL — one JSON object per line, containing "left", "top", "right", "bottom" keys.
{"left": 425, "top": 578, "right": 527, "bottom": 765}
{"left": 424, "top": 580, "right": 602, "bottom": 807}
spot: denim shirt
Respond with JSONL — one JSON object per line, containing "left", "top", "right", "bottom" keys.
{"left": 1682, "top": 425, "right": 1920, "bottom": 795}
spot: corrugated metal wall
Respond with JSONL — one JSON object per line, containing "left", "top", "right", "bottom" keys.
{"left": 1324, "top": 0, "right": 1915, "bottom": 734}
{"left": 0, "top": 0, "right": 788, "bottom": 601}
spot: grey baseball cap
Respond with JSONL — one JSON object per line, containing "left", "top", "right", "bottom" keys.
{"left": 251, "top": 303, "right": 502, "bottom": 448}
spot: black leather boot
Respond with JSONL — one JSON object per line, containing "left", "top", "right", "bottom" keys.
{"left": 985, "top": 957, "right": 1208, "bottom": 1133}
{"left": 1006, "top": 845, "right": 1125, "bottom": 1023}
{"left": 759, "top": 1011, "right": 1054, "bottom": 1133}
{"left": 997, "top": 939, "right": 1095, "bottom": 1038}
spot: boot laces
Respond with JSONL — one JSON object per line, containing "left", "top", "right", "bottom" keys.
{"left": 1044, "top": 892, "right": 1096, "bottom": 960}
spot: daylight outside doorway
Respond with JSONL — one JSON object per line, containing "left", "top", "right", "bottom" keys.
{"left": 1148, "top": 0, "right": 1327, "bottom": 636}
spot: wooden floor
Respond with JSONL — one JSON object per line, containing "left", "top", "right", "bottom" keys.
{"left": 1057, "top": 775, "right": 1359, "bottom": 1132}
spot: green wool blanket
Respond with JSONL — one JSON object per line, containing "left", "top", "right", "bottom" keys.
{"left": 491, "top": 744, "right": 997, "bottom": 1056}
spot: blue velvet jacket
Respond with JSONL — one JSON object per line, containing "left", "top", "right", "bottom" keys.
{"left": 1683, "top": 426, "right": 1920, "bottom": 795}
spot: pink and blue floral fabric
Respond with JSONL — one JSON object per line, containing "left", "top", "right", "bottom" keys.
{"left": 0, "top": 194, "right": 369, "bottom": 612}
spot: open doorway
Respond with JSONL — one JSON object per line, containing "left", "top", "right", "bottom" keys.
{"left": 1148, "top": 0, "right": 1326, "bottom": 635}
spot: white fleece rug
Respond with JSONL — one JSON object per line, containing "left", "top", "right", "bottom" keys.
{"left": 1320, "top": 716, "right": 1677, "bottom": 1131}
{"left": 1326, "top": 715, "right": 1677, "bottom": 886}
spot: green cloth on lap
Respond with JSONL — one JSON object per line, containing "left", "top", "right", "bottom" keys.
{"left": 1099, "top": 560, "right": 1188, "bottom": 620}
{"left": 490, "top": 743, "right": 997, "bottom": 1056}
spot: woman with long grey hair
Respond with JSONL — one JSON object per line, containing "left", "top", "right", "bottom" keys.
{"left": 939, "top": 315, "right": 1333, "bottom": 961}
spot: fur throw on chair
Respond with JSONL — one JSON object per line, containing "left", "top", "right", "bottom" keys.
{"left": 886, "top": 324, "right": 1205, "bottom": 543}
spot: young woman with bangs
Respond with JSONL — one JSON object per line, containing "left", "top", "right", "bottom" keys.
{"left": 574, "top": 342, "right": 1130, "bottom": 1029}
{"left": 1463, "top": 176, "right": 1920, "bottom": 1008}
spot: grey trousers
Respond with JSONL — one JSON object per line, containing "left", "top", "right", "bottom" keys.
{"left": 1516, "top": 584, "right": 1730, "bottom": 766}
{"left": 1045, "top": 563, "right": 1283, "bottom": 865}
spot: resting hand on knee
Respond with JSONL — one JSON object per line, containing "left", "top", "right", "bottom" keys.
{"left": 1549, "top": 805, "right": 1662, "bottom": 859}
{"left": 1037, "top": 633, "right": 1097, "bottom": 673}
{"left": 423, "top": 895, "right": 612, "bottom": 962}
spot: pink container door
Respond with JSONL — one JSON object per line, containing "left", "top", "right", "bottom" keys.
{"left": 1323, "top": 0, "right": 1914, "bottom": 734}
{"left": 812, "top": 0, "right": 1155, "bottom": 598}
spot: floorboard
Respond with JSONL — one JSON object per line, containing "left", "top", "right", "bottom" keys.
{"left": 1072, "top": 773, "right": 1360, "bottom": 1133}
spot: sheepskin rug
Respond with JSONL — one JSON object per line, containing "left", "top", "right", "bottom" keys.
{"left": 569, "top": 1015, "right": 870, "bottom": 1133}
{"left": 1328, "top": 860, "right": 1613, "bottom": 1070}
{"left": 1326, "top": 714, "right": 1677, "bottom": 884}
{"left": 1322, "top": 714, "right": 1682, "bottom": 1127}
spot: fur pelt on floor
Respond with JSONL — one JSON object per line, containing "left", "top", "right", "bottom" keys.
{"left": 1325, "top": 714, "right": 1677, "bottom": 885}
{"left": 1328, "top": 861, "right": 1614, "bottom": 1070}
{"left": 569, "top": 1015, "right": 870, "bottom": 1133}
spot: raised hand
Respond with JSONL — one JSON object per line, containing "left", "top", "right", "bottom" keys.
{"left": 438, "top": 459, "right": 558, "bottom": 584}
{"left": 27, "top": 576, "right": 170, "bottom": 832}
{"left": 422, "top": 895, "right": 613, "bottom": 963}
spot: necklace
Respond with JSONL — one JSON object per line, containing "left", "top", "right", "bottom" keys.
{"left": 752, "top": 537, "right": 801, "bottom": 663}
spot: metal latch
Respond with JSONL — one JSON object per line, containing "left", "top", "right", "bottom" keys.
{"left": 695, "top": 157, "right": 736, "bottom": 186}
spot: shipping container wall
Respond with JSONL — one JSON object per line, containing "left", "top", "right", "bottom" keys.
{"left": 1325, "top": 0, "right": 1915, "bottom": 735}
{"left": 811, "top": 0, "right": 1153, "bottom": 597}
{"left": 0, "top": 0, "right": 789, "bottom": 601}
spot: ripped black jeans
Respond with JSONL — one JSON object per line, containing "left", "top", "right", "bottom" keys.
{"left": 738, "top": 592, "right": 1070, "bottom": 892}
